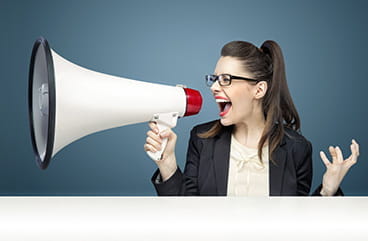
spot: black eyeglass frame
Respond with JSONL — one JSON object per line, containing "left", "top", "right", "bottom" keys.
{"left": 205, "top": 74, "right": 260, "bottom": 87}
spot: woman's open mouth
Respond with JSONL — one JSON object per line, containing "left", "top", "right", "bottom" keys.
{"left": 215, "top": 97, "right": 232, "bottom": 117}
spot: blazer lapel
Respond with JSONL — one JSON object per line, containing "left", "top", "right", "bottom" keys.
{"left": 213, "top": 126, "right": 233, "bottom": 196}
{"left": 269, "top": 137, "right": 287, "bottom": 196}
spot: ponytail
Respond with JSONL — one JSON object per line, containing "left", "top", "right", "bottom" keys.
{"left": 259, "top": 40, "right": 300, "bottom": 163}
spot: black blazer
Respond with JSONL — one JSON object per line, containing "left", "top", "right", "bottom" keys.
{"left": 152, "top": 120, "right": 343, "bottom": 196}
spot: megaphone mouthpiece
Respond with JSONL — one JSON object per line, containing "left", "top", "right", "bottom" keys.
{"left": 183, "top": 88, "right": 202, "bottom": 117}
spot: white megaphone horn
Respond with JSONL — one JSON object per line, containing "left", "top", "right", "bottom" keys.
{"left": 28, "top": 37, "right": 202, "bottom": 169}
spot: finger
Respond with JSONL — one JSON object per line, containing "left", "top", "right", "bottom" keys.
{"left": 345, "top": 145, "right": 353, "bottom": 162}
{"left": 345, "top": 139, "right": 359, "bottom": 161}
{"left": 147, "top": 130, "right": 163, "bottom": 144}
{"left": 335, "top": 146, "right": 344, "bottom": 164}
{"left": 320, "top": 151, "right": 331, "bottom": 167}
{"left": 352, "top": 139, "right": 360, "bottom": 156}
{"left": 350, "top": 143, "right": 356, "bottom": 157}
{"left": 148, "top": 122, "right": 159, "bottom": 134}
{"left": 146, "top": 136, "right": 162, "bottom": 151}
{"left": 346, "top": 143, "right": 357, "bottom": 166}
{"left": 144, "top": 143, "right": 158, "bottom": 153}
{"left": 160, "top": 129, "right": 174, "bottom": 139}
{"left": 329, "top": 146, "right": 337, "bottom": 163}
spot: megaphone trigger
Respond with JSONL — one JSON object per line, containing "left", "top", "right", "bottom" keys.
{"left": 147, "top": 112, "right": 179, "bottom": 161}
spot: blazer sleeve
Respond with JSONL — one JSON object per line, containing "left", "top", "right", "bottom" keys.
{"left": 295, "top": 139, "right": 314, "bottom": 196}
{"left": 151, "top": 127, "right": 202, "bottom": 196}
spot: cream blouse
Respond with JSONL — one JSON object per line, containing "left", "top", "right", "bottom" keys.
{"left": 227, "top": 134, "right": 269, "bottom": 196}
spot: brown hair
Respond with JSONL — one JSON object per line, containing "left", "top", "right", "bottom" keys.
{"left": 199, "top": 40, "right": 300, "bottom": 163}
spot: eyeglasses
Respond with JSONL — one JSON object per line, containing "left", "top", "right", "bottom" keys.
{"left": 205, "top": 74, "right": 259, "bottom": 87}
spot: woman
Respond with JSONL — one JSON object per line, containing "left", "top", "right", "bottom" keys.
{"left": 144, "top": 40, "right": 360, "bottom": 196}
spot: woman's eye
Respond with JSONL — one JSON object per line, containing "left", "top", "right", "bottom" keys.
{"left": 222, "top": 78, "right": 230, "bottom": 82}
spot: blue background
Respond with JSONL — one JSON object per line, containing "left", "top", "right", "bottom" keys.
{"left": 1, "top": 0, "right": 367, "bottom": 195}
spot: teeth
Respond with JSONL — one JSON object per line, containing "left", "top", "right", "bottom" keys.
{"left": 216, "top": 99, "right": 230, "bottom": 103}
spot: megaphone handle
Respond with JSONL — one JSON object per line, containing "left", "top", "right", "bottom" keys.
{"left": 146, "top": 112, "right": 179, "bottom": 161}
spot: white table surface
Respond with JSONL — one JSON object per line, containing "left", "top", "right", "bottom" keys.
{"left": 0, "top": 197, "right": 367, "bottom": 241}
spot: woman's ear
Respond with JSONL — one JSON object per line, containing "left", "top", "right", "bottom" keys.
{"left": 254, "top": 81, "right": 268, "bottom": 99}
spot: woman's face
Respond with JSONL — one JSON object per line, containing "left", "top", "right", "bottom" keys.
{"left": 211, "top": 56, "right": 261, "bottom": 126}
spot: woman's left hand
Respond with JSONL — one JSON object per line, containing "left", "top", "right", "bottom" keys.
{"left": 319, "top": 139, "right": 360, "bottom": 196}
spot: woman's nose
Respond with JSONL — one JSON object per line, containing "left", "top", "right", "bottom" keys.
{"left": 210, "top": 80, "right": 221, "bottom": 93}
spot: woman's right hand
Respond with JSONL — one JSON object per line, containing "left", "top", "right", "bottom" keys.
{"left": 144, "top": 122, "right": 178, "bottom": 181}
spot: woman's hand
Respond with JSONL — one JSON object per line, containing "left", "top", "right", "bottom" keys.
{"left": 319, "top": 139, "right": 360, "bottom": 196}
{"left": 144, "top": 122, "right": 178, "bottom": 181}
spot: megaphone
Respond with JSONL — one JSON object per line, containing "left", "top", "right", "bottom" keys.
{"left": 28, "top": 37, "right": 202, "bottom": 169}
